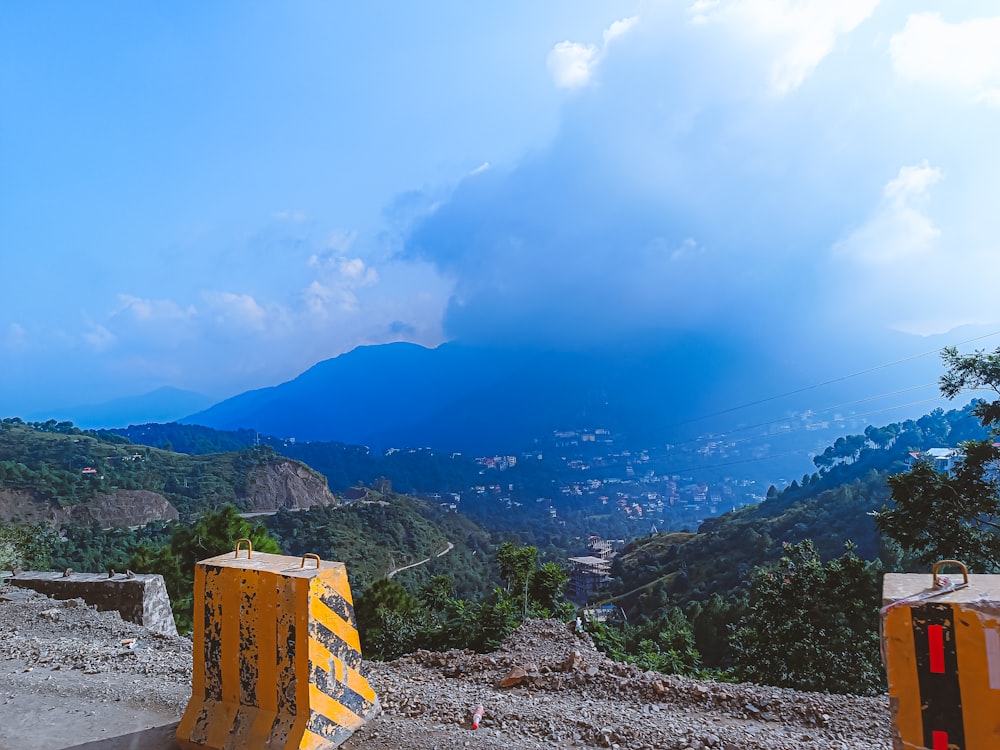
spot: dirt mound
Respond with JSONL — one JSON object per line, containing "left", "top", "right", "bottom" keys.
{"left": 0, "top": 589, "right": 890, "bottom": 750}
{"left": 347, "top": 619, "right": 889, "bottom": 750}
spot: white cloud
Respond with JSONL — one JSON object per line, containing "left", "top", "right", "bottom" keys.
{"left": 301, "top": 256, "right": 377, "bottom": 319}
{"left": 115, "top": 295, "right": 196, "bottom": 322}
{"left": 83, "top": 323, "right": 116, "bottom": 352}
{"left": 547, "top": 16, "right": 638, "bottom": 90}
{"left": 202, "top": 291, "right": 268, "bottom": 330}
{"left": 323, "top": 229, "right": 358, "bottom": 254}
{"left": 834, "top": 161, "right": 942, "bottom": 265}
{"left": 307, "top": 252, "right": 379, "bottom": 285}
{"left": 304, "top": 280, "right": 359, "bottom": 317}
{"left": 604, "top": 16, "right": 639, "bottom": 44}
{"left": 890, "top": 13, "right": 1000, "bottom": 105}
{"left": 547, "top": 41, "right": 599, "bottom": 89}
{"left": 883, "top": 162, "right": 942, "bottom": 208}
{"left": 695, "top": 0, "right": 879, "bottom": 93}
{"left": 337, "top": 257, "right": 378, "bottom": 285}
{"left": 688, "top": 0, "right": 722, "bottom": 24}
{"left": 825, "top": 161, "right": 1000, "bottom": 336}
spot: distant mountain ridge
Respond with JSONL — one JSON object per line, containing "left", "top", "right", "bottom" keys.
{"left": 30, "top": 387, "right": 216, "bottom": 430}
{"left": 181, "top": 330, "right": 958, "bottom": 455}
{"left": 181, "top": 338, "right": 811, "bottom": 453}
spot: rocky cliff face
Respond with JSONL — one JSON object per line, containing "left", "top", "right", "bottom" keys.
{"left": 241, "top": 459, "right": 338, "bottom": 512}
{"left": 0, "top": 458, "right": 333, "bottom": 530}
{"left": 68, "top": 490, "right": 179, "bottom": 528}
{"left": 0, "top": 488, "right": 178, "bottom": 529}
{"left": 0, "top": 489, "right": 65, "bottom": 526}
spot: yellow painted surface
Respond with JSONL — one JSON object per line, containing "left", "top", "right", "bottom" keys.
{"left": 954, "top": 610, "right": 1000, "bottom": 742}
{"left": 882, "top": 572, "right": 1000, "bottom": 750}
{"left": 310, "top": 638, "right": 377, "bottom": 706}
{"left": 177, "top": 550, "right": 378, "bottom": 750}
{"left": 309, "top": 595, "right": 362, "bottom": 652}
{"left": 883, "top": 604, "right": 923, "bottom": 747}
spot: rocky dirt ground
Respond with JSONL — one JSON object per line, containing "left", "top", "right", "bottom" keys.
{"left": 0, "top": 586, "right": 891, "bottom": 750}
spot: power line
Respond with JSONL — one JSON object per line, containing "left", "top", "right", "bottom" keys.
{"left": 668, "top": 381, "right": 939, "bottom": 449}
{"left": 671, "top": 330, "right": 1000, "bottom": 428}
{"left": 709, "top": 396, "right": 947, "bottom": 450}
{"left": 654, "top": 396, "right": 949, "bottom": 474}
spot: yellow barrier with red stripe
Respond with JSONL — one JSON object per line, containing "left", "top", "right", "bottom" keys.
{"left": 177, "top": 542, "right": 379, "bottom": 750}
{"left": 882, "top": 561, "right": 1000, "bottom": 750}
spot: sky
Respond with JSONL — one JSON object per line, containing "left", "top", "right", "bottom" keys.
{"left": 3, "top": 1, "right": 1000, "bottom": 416}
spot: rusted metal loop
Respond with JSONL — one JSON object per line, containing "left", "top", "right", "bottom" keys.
{"left": 234, "top": 538, "right": 253, "bottom": 559}
{"left": 301, "top": 553, "right": 321, "bottom": 569}
{"left": 932, "top": 559, "right": 968, "bottom": 587}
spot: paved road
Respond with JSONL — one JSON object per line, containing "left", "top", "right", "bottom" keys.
{"left": 386, "top": 542, "right": 454, "bottom": 578}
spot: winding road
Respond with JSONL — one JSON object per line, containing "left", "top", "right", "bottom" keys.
{"left": 386, "top": 542, "right": 455, "bottom": 578}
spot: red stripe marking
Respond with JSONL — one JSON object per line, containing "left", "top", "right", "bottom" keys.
{"left": 933, "top": 730, "right": 948, "bottom": 750}
{"left": 928, "top": 625, "right": 945, "bottom": 674}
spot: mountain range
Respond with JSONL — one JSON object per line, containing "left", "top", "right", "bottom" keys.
{"left": 27, "top": 387, "right": 215, "bottom": 431}
{"left": 180, "top": 333, "right": 954, "bottom": 455}
{"left": 26, "top": 326, "right": 993, "bottom": 457}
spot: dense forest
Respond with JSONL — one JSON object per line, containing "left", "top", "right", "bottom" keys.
{"left": 1, "top": 378, "right": 997, "bottom": 696}
{"left": 0, "top": 418, "right": 321, "bottom": 517}
{"left": 35, "top": 488, "right": 500, "bottom": 633}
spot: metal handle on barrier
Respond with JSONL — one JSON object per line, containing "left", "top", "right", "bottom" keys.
{"left": 235, "top": 538, "right": 253, "bottom": 559}
{"left": 933, "top": 559, "right": 968, "bottom": 587}
{"left": 301, "top": 553, "right": 320, "bottom": 569}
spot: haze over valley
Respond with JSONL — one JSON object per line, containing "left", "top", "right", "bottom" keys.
{"left": 5, "top": 3, "right": 1000, "bottom": 721}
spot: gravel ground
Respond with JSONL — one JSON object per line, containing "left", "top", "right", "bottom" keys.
{"left": 0, "top": 586, "right": 892, "bottom": 750}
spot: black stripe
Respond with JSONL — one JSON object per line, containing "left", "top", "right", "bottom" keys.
{"left": 306, "top": 707, "right": 363, "bottom": 746}
{"left": 318, "top": 581, "right": 357, "bottom": 625}
{"left": 229, "top": 706, "right": 257, "bottom": 742}
{"left": 308, "top": 617, "right": 363, "bottom": 671}
{"left": 310, "top": 663, "right": 376, "bottom": 720}
{"left": 912, "top": 603, "right": 965, "bottom": 750}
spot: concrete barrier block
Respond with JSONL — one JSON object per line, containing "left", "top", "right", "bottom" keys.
{"left": 177, "top": 545, "right": 378, "bottom": 750}
{"left": 882, "top": 562, "right": 1000, "bottom": 750}
{"left": 9, "top": 571, "right": 177, "bottom": 636}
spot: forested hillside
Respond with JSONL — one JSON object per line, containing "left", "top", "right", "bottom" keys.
{"left": 112, "top": 422, "right": 482, "bottom": 493}
{"left": 0, "top": 418, "right": 333, "bottom": 518}
{"left": 262, "top": 489, "right": 497, "bottom": 598}
{"left": 2, "top": 396, "right": 991, "bottom": 695}
{"left": 0, "top": 419, "right": 505, "bottom": 632}
{"left": 592, "top": 402, "right": 986, "bottom": 681}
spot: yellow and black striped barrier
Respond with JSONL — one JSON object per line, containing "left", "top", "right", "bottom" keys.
{"left": 177, "top": 540, "right": 379, "bottom": 749}
{"left": 882, "top": 560, "right": 1000, "bottom": 750}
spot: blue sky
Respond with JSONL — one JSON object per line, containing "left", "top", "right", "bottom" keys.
{"left": 3, "top": 1, "right": 1000, "bottom": 416}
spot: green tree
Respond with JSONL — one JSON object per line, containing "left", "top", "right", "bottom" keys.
{"left": 729, "top": 540, "right": 883, "bottom": 695}
{"left": 877, "top": 346, "right": 1000, "bottom": 571}
{"left": 419, "top": 574, "right": 455, "bottom": 612}
{"left": 686, "top": 592, "right": 740, "bottom": 668}
{"left": 170, "top": 504, "right": 279, "bottom": 569}
{"left": 0, "top": 521, "right": 57, "bottom": 571}
{"left": 588, "top": 608, "right": 703, "bottom": 677}
{"left": 879, "top": 445, "right": 1000, "bottom": 570}
{"left": 528, "top": 561, "right": 569, "bottom": 614}
{"left": 496, "top": 541, "right": 538, "bottom": 596}
{"left": 355, "top": 577, "right": 423, "bottom": 660}
{"left": 130, "top": 505, "right": 281, "bottom": 632}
